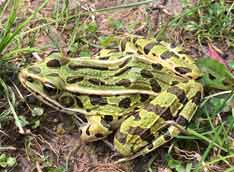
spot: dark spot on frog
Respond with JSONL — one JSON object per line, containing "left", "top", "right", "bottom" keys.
{"left": 171, "top": 80, "right": 179, "bottom": 86}
{"left": 176, "top": 115, "right": 188, "bottom": 126}
{"left": 132, "top": 112, "right": 141, "bottom": 121}
{"left": 120, "top": 39, "right": 128, "bottom": 52}
{"left": 152, "top": 63, "right": 163, "bottom": 70}
{"left": 178, "top": 50, "right": 187, "bottom": 54}
{"left": 144, "top": 42, "right": 156, "bottom": 54}
{"left": 137, "top": 50, "right": 143, "bottom": 55}
{"left": 46, "top": 73, "right": 60, "bottom": 77}
{"left": 167, "top": 86, "right": 188, "bottom": 104}
{"left": 104, "top": 115, "right": 114, "bottom": 122}
{"left": 59, "top": 95, "right": 75, "bottom": 107}
{"left": 208, "top": 73, "right": 216, "bottom": 80}
{"left": 140, "top": 94, "right": 149, "bottom": 102}
{"left": 175, "top": 67, "right": 192, "bottom": 75}
{"left": 114, "top": 67, "right": 132, "bottom": 77}
{"left": 192, "top": 91, "right": 202, "bottom": 105}
{"left": 99, "top": 56, "right": 110, "bottom": 60}
{"left": 119, "top": 97, "right": 131, "bottom": 108}
{"left": 140, "top": 69, "right": 153, "bottom": 78}
{"left": 79, "top": 129, "right": 82, "bottom": 135}
{"left": 170, "top": 42, "right": 176, "bottom": 48}
{"left": 86, "top": 125, "right": 91, "bottom": 135}
{"left": 67, "top": 76, "right": 84, "bottom": 84}
{"left": 88, "top": 78, "right": 105, "bottom": 86}
{"left": 116, "top": 79, "right": 131, "bottom": 87}
{"left": 47, "top": 59, "right": 61, "bottom": 68}
{"left": 95, "top": 133, "right": 104, "bottom": 138}
{"left": 28, "top": 67, "right": 41, "bottom": 74}
{"left": 89, "top": 95, "right": 107, "bottom": 105}
{"left": 68, "top": 63, "right": 109, "bottom": 71}
{"left": 77, "top": 112, "right": 87, "bottom": 122}
{"left": 118, "top": 58, "right": 130, "bottom": 68}
{"left": 75, "top": 97, "right": 84, "bottom": 108}
{"left": 147, "top": 143, "right": 153, "bottom": 150}
{"left": 115, "top": 131, "right": 128, "bottom": 144}
{"left": 128, "top": 126, "right": 155, "bottom": 143}
{"left": 155, "top": 40, "right": 161, "bottom": 44}
{"left": 145, "top": 104, "right": 172, "bottom": 120}
{"left": 150, "top": 79, "right": 161, "bottom": 93}
{"left": 100, "top": 119, "right": 111, "bottom": 129}
{"left": 125, "top": 52, "right": 135, "bottom": 55}
{"left": 132, "top": 37, "right": 138, "bottom": 44}
{"left": 160, "top": 51, "right": 178, "bottom": 60}
{"left": 163, "top": 131, "right": 172, "bottom": 141}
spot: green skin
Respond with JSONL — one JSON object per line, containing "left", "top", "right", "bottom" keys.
{"left": 19, "top": 35, "right": 203, "bottom": 160}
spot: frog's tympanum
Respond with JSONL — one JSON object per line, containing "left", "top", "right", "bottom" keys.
{"left": 19, "top": 35, "right": 203, "bottom": 160}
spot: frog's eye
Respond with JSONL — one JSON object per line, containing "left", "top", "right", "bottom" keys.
{"left": 43, "top": 82, "right": 58, "bottom": 96}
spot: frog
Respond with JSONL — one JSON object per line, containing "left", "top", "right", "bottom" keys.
{"left": 18, "top": 35, "right": 203, "bottom": 161}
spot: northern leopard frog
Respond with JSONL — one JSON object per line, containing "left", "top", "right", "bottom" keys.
{"left": 19, "top": 35, "right": 203, "bottom": 160}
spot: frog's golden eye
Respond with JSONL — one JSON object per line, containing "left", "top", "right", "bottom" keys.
{"left": 59, "top": 95, "right": 75, "bottom": 108}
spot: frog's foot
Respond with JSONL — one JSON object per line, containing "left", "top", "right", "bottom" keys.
{"left": 114, "top": 80, "right": 203, "bottom": 161}
{"left": 79, "top": 116, "right": 112, "bottom": 142}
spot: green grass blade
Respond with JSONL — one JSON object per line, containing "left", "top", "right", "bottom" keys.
{"left": 0, "top": 78, "right": 24, "bottom": 134}
{"left": 0, "top": 0, "right": 48, "bottom": 53}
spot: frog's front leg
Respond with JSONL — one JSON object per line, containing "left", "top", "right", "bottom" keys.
{"left": 114, "top": 80, "right": 203, "bottom": 160}
{"left": 79, "top": 115, "right": 112, "bottom": 142}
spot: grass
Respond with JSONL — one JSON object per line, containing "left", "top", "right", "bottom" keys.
{"left": 1, "top": 0, "right": 234, "bottom": 172}
{"left": 166, "top": 0, "right": 234, "bottom": 47}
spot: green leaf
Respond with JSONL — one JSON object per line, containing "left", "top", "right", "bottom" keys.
{"left": 32, "top": 120, "right": 40, "bottom": 129}
{"left": 197, "top": 58, "right": 234, "bottom": 90}
{"left": 6, "top": 157, "right": 16, "bottom": 167}
{"left": 0, "top": 154, "right": 6, "bottom": 161}
{"left": 45, "top": 166, "right": 65, "bottom": 172}
{"left": 168, "top": 159, "right": 185, "bottom": 172}
{"left": 111, "top": 20, "right": 124, "bottom": 30}
{"left": 0, "top": 154, "right": 16, "bottom": 168}
{"left": 32, "top": 107, "right": 44, "bottom": 117}
{"left": 86, "top": 22, "right": 97, "bottom": 33}
{"left": 17, "top": 115, "right": 29, "bottom": 127}
{"left": 98, "top": 36, "right": 116, "bottom": 47}
{"left": 228, "top": 60, "right": 234, "bottom": 69}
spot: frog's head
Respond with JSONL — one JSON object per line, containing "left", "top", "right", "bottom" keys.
{"left": 19, "top": 53, "right": 68, "bottom": 106}
{"left": 148, "top": 46, "right": 203, "bottom": 80}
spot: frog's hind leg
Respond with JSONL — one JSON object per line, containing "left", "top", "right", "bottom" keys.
{"left": 115, "top": 80, "right": 203, "bottom": 162}
{"left": 79, "top": 115, "right": 112, "bottom": 142}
